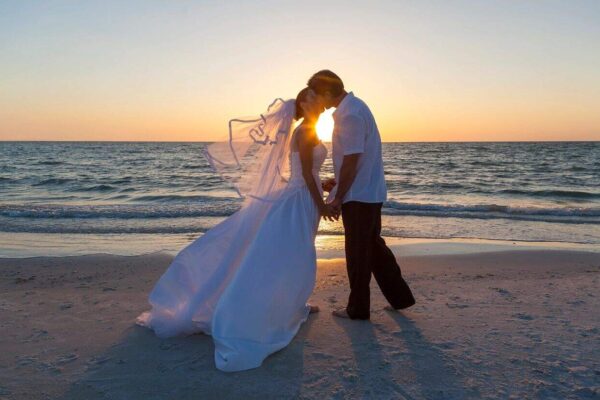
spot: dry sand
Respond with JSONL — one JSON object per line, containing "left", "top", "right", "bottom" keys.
{"left": 1, "top": 249, "right": 599, "bottom": 399}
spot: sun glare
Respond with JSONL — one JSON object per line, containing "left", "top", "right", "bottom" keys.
{"left": 316, "top": 109, "right": 335, "bottom": 142}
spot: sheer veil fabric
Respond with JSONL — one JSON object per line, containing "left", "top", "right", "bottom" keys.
{"left": 137, "top": 99, "right": 327, "bottom": 372}
{"left": 204, "top": 98, "right": 295, "bottom": 202}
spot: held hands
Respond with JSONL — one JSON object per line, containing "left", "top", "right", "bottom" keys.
{"left": 328, "top": 198, "right": 342, "bottom": 218}
{"left": 319, "top": 203, "right": 336, "bottom": 222}
{"left": 319, "top": 198, "right": 342, "bottom": 222}
{"left": 319, "top": 203, "right": 339, "bottom": 222}
{"left": 319, "top": 177, "right": 340, "bottom": 221}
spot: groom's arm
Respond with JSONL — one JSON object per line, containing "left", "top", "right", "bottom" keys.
{"left": 332, "top": 114, "right": 366, "bottom": 210}
{"left": 333, "top": 154, "right": 360, "bottom": 204}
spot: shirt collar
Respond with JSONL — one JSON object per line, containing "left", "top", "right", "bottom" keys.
{"left": 332, "top": 91, "right": 353, "bottom": 118}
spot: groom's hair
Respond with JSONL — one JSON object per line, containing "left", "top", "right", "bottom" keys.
{"left": 307, "top": 70, "right": 344, "bottom": 97}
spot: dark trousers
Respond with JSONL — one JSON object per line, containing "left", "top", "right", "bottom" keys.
{"left": 342, "top": 201, "right": 415, "bottom": 319}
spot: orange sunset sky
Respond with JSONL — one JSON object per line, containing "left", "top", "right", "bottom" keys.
{"left": 1, "top": 1, "right": 599, "bottom": 142}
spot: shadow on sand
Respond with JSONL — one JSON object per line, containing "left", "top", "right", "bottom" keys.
{"left": 333, "top": 316, "right": 417, "bottom": 399}
{"left": 59, "top": 310, "right": 475, "bottom": 399}
{"left": 385, "top": 311, "right": 477, "bottom": 399}
{"left": 60, "top": 318, "right": 315, "bottom": 400}
{"left": 332, "top": 310, "right": 475, "bottom": 400}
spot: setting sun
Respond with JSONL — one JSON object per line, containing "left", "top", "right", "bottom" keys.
{"left": 315, "top": 108, "right": 335, "bottom": 142}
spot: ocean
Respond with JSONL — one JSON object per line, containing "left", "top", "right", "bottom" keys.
{"left": 1, "top": 141, "right": 599, "bottom": 257}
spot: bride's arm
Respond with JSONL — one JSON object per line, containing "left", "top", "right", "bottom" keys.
{"left": 297, "top": 128, "right": 334, "bottom": 221}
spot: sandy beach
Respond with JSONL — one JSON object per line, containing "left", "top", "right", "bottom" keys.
{"left": 1, "top": 245, "right": 599, "bottom": 400}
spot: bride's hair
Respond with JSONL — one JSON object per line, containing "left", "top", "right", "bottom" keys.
{"left": 295, "top": 87, "right": 311, "bottom": 120}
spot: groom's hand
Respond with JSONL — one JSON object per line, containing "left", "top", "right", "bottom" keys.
{"left": 319, "top": 203, "right": 336, "bottom": 222}
{"left": 321, "top": 177, "right": 336, "bottom": 193}
{"left": 329, "top": 198, "right": 342, "bottom": 220}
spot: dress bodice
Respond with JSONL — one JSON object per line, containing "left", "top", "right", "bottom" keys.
{"left": 288, "top": 142, "right": 327, "bottom": 190}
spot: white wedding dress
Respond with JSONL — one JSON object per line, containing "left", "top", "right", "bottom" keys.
{"left": 137, "top": 138, "right": 327, "bottom": 372}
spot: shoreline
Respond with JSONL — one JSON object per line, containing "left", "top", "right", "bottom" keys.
{"left": 2, "top": 233, "right": 599, "bottom": 259}
{"left": 1, "top": 248, "right": 599, "bottom": 398}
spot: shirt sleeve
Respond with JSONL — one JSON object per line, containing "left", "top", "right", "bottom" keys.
{"left": 338, "top": 113, "right": 366, "bottom": 155}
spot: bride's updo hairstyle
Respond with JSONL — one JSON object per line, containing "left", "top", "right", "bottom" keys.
{"left": 295, "top": 87, "right": 312, "bottom": 120}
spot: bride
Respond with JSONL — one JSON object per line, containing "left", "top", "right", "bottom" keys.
{"left": 136, "top": 88, "right": 335, "bottom": 372}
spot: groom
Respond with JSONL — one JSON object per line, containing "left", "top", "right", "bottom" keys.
{"left": 308, "top": 70, "right": 416, "bottom": 320}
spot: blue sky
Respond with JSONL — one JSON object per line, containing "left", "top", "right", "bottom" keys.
{"left": 1, "top": 0, "right": 599, "bottom": 141}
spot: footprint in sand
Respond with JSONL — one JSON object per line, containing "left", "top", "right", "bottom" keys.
{"left": 490, "top": 287, "right": 514, "bottom": 299}
{"left": 55, "top": 353, "right": 79, "bottom": 365}
{"left": 512, "top": 313, "right": 534, "bottom": 321}
{"left": 15, "top": 275, "right": 35, "bottom": 284}
{"left": 24, "top": 328, "right": 52, "bottom": 342}
{"left": 446, "top": 303, "right": 469, "bottom": 309}
{"left": 311, "top": 352, "right": 334, "bottom": 360}
{"left": 17, "top": 355, "right": 37, "bottom": 367}
{"left": 87, "top": 355, "right": 112, "bottom": 367}
{"left": 159, "top": 342, "right": 179, "bottom": 350}
{"left": 435, "top": 341, "right": 456, "bottom": 350}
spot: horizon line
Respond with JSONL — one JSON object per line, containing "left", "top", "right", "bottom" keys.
{"left": 1, "top": 140, "right": 599, "bottom": 144}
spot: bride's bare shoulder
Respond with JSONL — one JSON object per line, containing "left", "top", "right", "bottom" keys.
{"left": 293, "top": 124, "right": 309, "bottom": 136}
{"left": 294, "top": 125, "right": 317, "bottom": 142}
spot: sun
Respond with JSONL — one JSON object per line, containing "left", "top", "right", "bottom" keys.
{"left": 315, "top": 108, "right": 335, "bottom": 142}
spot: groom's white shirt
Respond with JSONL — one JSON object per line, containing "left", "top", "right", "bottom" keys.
{"left": 329, "top": 92, "right": 387, "bottom": 204}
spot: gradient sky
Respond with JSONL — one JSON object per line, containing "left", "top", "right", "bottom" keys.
{"left": 1, "top": 0, "right": 599, "bottom": 142}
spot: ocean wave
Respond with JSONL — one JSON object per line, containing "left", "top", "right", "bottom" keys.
{"left": 109, "top": 177, "right": 133, "bottom": 184}
{"left": 78, "top": 184, "right": 118, "bottom": 192}
{"left": 0, "top": 202, "right": 241, "bottom": 219}
{"left": 1, "top": 200, "right": 598, "bottom": 225}
{"left": 1, "top": 222, "right": 598, "bottom": 245}
{"left": 32, "top": 178, "right": 73, "bottom": 186}
{"left": 36, "top": 160, "right": 65, "bottom": 165}
{"left": 569, "top": 166, "right": 588, "bottom": 172}
{"left": 181, "top": 164, "right": 205, "bottom": 169}
{"left": 0, "top": 224, "right": 213, "bottom": 234}
{"left": 498, "top": 189, "right": 600, "bottom": 199}
{"left": 131, "top": 194, "right": 236, "bottom": 203}
{"left": 382, "top": 201, "right": 600, "bottom": 223}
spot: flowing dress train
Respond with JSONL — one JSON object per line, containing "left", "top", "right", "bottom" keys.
{"left": 137, "top": 143, "right": 327, "bottom": 371}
